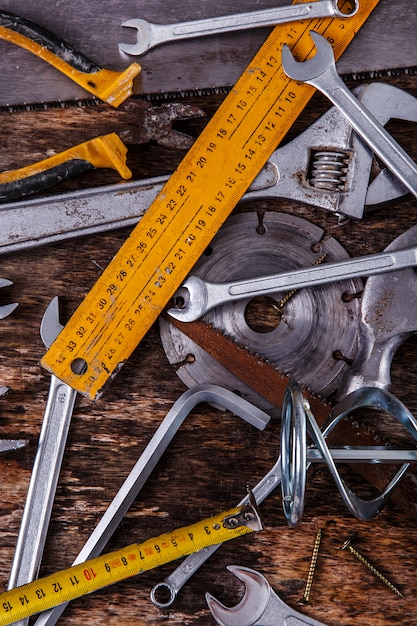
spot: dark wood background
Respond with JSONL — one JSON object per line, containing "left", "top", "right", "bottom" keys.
{"left": 0, "top": 69, "right": 416, "bottom": 625}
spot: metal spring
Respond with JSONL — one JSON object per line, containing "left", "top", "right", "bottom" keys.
{"left": 309, "top": 150, "right": 351, "bottom": 192}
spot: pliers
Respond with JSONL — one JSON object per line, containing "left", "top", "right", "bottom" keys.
{"left": 0, "top": 10, "right": 205, "bottom": 201}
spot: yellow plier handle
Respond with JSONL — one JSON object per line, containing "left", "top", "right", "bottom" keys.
{"left": 0, "top": 11, "right": 141, "bottom": 108}
{"left": 0, "top": 133, "right": 132, "bottom": 201}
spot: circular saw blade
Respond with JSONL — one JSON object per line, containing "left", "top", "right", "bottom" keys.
{"left": 160, "top": 211, "right": 362, "bottom": 411}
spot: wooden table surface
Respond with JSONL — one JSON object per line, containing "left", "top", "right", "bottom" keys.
{"left": 0, "top": 68, "right": 416, "bottom": 625}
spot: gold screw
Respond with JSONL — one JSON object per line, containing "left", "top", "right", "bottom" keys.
{"left": 340, "top": 538, "right": 403, "bottom": 598}
{"left": 299, "top": 528, "right": 323, "bottom": 605}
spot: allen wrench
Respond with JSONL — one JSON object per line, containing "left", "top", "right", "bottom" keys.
{"left": 33, "top": 384, "right": 270, "bottom": 626}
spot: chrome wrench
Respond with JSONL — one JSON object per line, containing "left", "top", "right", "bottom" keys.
{"left": 0, "top": 82, "right": 415, "bottom": 257}
{"left": 282, "top": 31, "right": 417, "bottom": 199}
{"left": 119, "top": 0, "right": 358, "bottom": 56}
{"left": 33, "top": 384, "right": 270, "bottom": 626}
{"left": 8, "top": 297, "right": 77, "bottom": 626}
{"left": 206, "top": 565, "right": 327, "bottom": 625}
{"left": 167, "top": 243, "right": 417, "bottom": 322}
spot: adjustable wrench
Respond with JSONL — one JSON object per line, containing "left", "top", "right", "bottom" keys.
{"left": 8, "top": 297, "right": 77, "bottom": 626}
{"left": 282, "top": 31, "right": 417, "bottom": 200}
{"left": 168, "top": 243, "right": 417, "bottom": 322}
{"left": 206, "top": 565, "right": 326, "bottom": 625}
{"left": 119, "top": 0, "right": 358, "bottom": 56}
{"left": 0, "top": 81, "right": 415, "bottom": 256}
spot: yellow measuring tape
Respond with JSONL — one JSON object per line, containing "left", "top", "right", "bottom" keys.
{"left": 0, "top": 501, "right": 261, "bottom": 625}
{"left": 41, "top": 0, "right": 381, "bottom": 399}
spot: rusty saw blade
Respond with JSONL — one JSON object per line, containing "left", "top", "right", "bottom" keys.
{"left": 0, "top": 0, "right": 415, "bottom": 107}
{"left": 165, "top": 314, "right": 417, "bottom": 517}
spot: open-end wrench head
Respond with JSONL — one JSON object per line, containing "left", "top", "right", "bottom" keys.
{"left": 282, "top": 31, "right": 335, "bottom": 82}
{"left": 0, "top": 278, "right": 18, "bottom": 319}
{"left": 119, "top": 19, "right": 152, "bottom": 56}
{"left": 206, "top": 565, "right": 270, "bottom": 626}
{"left": 40, "top": 296, "right": 64, "bottom": 349}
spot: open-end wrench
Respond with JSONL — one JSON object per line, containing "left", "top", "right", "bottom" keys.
{"left": 119, "top": 0, "right": 358, "bottom": 56}
{"left": 282, "top": 31, "right": 417, "bottom": 199}
{"left": 33, "top": 384, "right": 270, "bottom": 626}
{"left": 0, "top": 81, "right": 415, "bottom": 256}
{"left": 206, "top": 565, "right": 326, "bottom": 625}
{"left": 0, "top": 278, "right": 18, "bottom": 318}
{"left": 167, "top": 243, "right": 417, "bottom": 322}
{"left": 8, "top": 297, "right": 77, "bottom": 626}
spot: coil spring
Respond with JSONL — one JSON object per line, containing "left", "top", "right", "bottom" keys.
{"left": 309, "top": 150, "right": 351, "bottom": 192}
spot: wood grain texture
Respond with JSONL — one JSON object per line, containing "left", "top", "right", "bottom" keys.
{"left": 0, "top": 73, "right": 416, "bottom": 625}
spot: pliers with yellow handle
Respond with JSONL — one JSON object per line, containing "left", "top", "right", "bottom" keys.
{"left": 0, "top": 11, "right": 205, "bottom": 201}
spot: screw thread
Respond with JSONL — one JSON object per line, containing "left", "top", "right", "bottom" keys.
{"left": 341, "top": 541, "right": 403, "bottom": 598}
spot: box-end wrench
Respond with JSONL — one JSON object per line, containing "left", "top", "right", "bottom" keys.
{"left": 119, "top": 0, "right": 358, "bottom": 56}
{"left": 8, "top": 297, "right": 77, "bottom": 626}
{"left": 167, "top": 243, "right": 417, "bottom": 322}
{"left": 281, "top": 31, "right": 417, "bottom": 199}
{"left": 0, "top": 82, "right": 415, "bottom": 257}
{"left": 33, "top": 384, "right": 270, "bottom": 626}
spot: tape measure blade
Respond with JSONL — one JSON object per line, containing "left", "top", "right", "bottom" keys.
{"left": 41, "top": 0, "right": 382, "bottom": 400}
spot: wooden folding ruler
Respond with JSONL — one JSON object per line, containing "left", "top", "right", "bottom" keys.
{"left": 41, "top": 0, "right": 381, "bottom": 399}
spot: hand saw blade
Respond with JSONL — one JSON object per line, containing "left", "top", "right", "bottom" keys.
{"left": 0, "top": 0, "right": 415, "bottom": 108}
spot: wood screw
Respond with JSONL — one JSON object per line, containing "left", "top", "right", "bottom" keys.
{"left": 340, "top": 538, "right": 403, "bottom": 598}
{"left": 299, "top": 528, "right": 322, "bottom": 605}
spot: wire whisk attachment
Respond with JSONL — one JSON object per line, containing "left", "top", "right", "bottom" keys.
{"left": 280, "top": 381, "right": 417, "bottom": 526}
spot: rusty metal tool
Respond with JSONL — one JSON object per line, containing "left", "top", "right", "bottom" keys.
{"left": 8, "top": 297, "right": 77, "bottom": 626}
{"left": 119, "top": 0, "right": 358, "bottom": 56}
{"left": 206, "top": 565, "right": 327, "bottom": 625}
{"left": 0, "top": 279, "right": 18, "bottom": 319}
{"left": 0, "top": 100, "right": 204, "bottom": 202}
{"left": 32, "top": 384, "right": 269, "bottom": 626}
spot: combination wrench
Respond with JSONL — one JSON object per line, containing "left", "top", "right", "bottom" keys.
{"left": 8, "top": 298, "right": 77, "bottom": 626}
{"left": 282, "top": 31, "right": 417, "bottom": 199}
{"left": 119, "top": 0, "right": 358, "bottom": 56}
{"left": 168, "top": 243, "right": 417, "bottom": 322}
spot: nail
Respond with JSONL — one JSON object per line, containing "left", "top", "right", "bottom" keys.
{"left": 340, "top": 537, "right": 403, "bottom": 598}
{"left": 299, "top": 528, "right": 322, "bottom": 605}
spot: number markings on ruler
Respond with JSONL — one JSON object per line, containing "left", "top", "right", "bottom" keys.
{"left": 41, "top": 0, "right": 380, "bottom": 399}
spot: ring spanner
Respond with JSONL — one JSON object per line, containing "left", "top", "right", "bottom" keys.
{"left": 119, "top": 0, "right": 358, "bottom": 56}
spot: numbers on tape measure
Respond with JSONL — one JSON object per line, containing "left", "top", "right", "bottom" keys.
{"left": 41, "top": 0, "right": 381, "bottom": 399}
{"left": 0, "top": 503, "right": 260, "bottom": 625}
